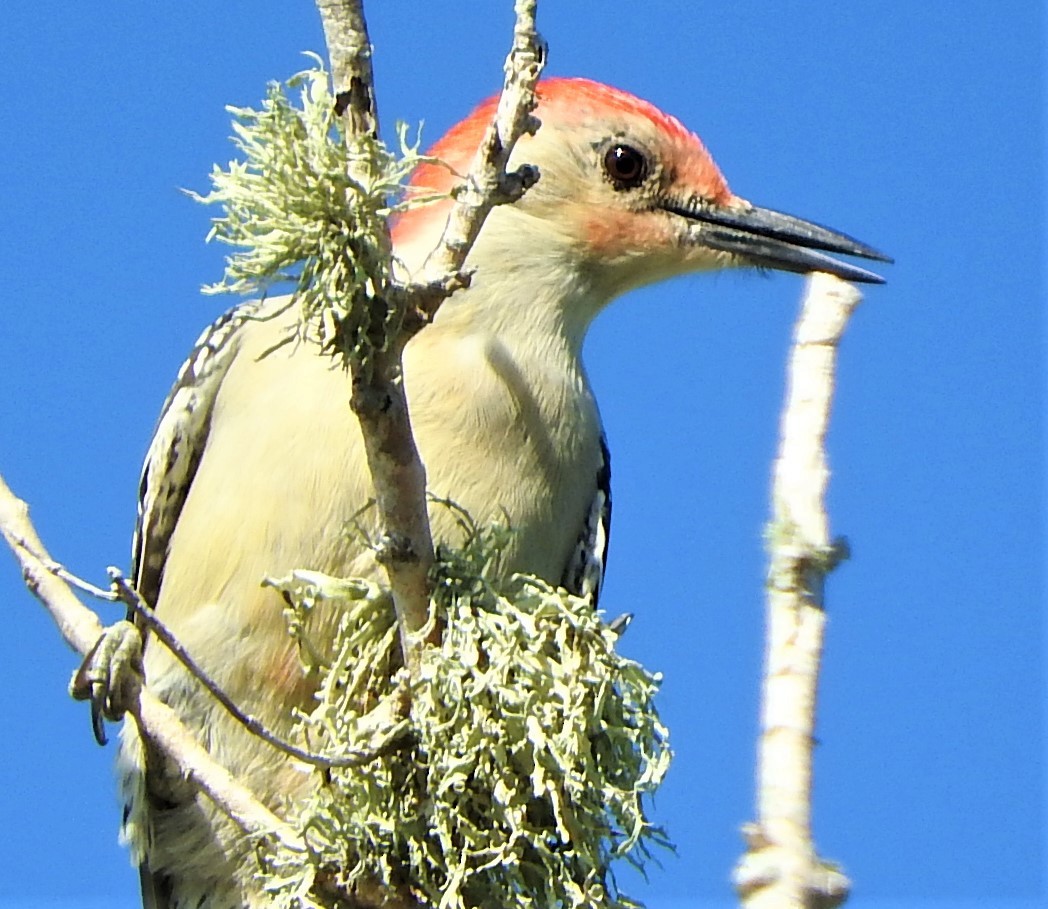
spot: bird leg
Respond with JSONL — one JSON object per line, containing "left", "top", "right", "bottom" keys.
{"left": 70, "top": 619, "right": 144, "bottom": 746}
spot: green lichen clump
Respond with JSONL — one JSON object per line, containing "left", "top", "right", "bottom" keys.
{"left": 192, "top": 56, "right": 433, "bottom": 368}
{"left": 263, "top": 522, "right": 671, "bottom": 909}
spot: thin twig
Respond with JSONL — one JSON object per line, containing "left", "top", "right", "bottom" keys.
{"left": 733, "top": 273, "right": 859, "bottom": 909}
{"left": 3, "top": 0, "right": 548, "bottom": 882}
{"left": 108, "top": 568, "right": 408, "bottom": 769}
{"left": 0, "top": 471, "right": 305, "bottom": 852}
{"left": 21, "top": 557, "right": 398, "bottom": 767}
{"left": 411, "top": 0, "right": 545, "bottom": 299}
{"left": 49, "top": 561, "right": 119, "bottom": 601}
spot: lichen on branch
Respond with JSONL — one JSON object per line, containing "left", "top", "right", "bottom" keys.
{"left": 262, "top": 519, "right": 671, "bottom": 909}
{"left": 190, "top": 55, "right": 436, "bottom": 370}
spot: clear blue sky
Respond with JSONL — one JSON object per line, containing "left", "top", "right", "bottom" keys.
{"left": 0, "top": 3, "right": 1042, "bottom": 908}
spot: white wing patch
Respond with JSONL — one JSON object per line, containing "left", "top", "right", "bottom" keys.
{"left": 131, "top": 302, "right": 258, "bottom": 608}
{"left": 562, "top": 434, "right": 612, "bottom": 604}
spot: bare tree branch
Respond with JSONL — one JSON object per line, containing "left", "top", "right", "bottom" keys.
{"left": 0, "top": 472, "right": 306, "bottom": 854}
{"left": 413, "top": 0, "right": 545, "bottom": 294}
{"left": 316, "top": 0, "right": 380, "bottom": 139}
{"left": 315, "top": 0, "right": 438, "bottom": 679}
{"left": 315, "top": 0, "right": 545, "bottom": 678}
{"left": 734, "top": 273, "right": 860, "bottom": 909}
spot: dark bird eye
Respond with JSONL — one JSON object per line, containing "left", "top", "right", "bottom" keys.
{"left": 603, "top": 144, "right": 647, "bottom": 189}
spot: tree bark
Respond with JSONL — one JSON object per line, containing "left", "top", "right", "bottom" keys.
{"left": 315, "top": 0, "right": 545, "bottom": 676}
{"left": 734, "top": 273, "right": 860, "bottom": 909}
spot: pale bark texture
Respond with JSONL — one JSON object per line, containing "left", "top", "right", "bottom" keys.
{"left": 316, "top": 0, "right": 436, "bottom": 676}
{"left": 414, "top": 0, "right": 545, "bottom": 288}
{"left": 316, "top": 0, "right": 545, "bottom": 675}
{"left": 734, "top": 273, "right": 860, "bottom": 909}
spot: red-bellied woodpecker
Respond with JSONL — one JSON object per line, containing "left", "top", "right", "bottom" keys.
{"left": 114, "top": 78, "right": 888, "bottom": 908}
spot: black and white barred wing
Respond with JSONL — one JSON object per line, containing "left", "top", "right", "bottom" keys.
{"left": 131, "top": 303, "right": 258, "bottom": 609}
{"left": 561, "top": 434, "right": 612, "bottom": 606}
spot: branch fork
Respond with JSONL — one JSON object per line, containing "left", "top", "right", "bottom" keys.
{"left": 320, "top": 0, "right": 544, "bottom": 676}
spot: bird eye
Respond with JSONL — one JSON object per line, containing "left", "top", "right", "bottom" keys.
{"left": 603, "top": 144, "right": 648, "bottom": 190}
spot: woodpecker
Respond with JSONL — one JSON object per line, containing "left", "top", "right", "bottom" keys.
{"left": 117, "top": 77, "right": 888, "bottom": 908}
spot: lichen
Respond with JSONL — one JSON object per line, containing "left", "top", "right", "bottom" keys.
{"left": 262, "top": 519, "right": 671, "bottom": 909}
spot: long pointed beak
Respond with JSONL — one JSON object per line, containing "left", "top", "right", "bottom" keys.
{"left": 663, "top": 198, "right": 893, "bottom": 284}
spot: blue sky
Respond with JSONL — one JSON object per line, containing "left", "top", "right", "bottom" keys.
{"left": 0, "top": 3, "right": 1042, "bottom": 908}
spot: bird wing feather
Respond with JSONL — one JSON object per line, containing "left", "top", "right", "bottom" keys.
{"left": 131, "top": 302, "right": 259, "bottom": 609}
{"left": 561, "top": 434, "right": 612, "bottom": 604}
{"left": 128, "top": 301, "right": 264, "bottom": 909}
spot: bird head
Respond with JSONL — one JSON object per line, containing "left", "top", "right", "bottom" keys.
{"left": 393, "top": 78, "right": 889, "bottom": 334}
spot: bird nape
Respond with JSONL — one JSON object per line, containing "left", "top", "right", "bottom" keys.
{"left": 112, "top": 76, "right": 889, "bottom": 909}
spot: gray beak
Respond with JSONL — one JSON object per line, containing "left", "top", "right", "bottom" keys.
{"left": 663, "top": 198, "right": 892, "bottom": 284}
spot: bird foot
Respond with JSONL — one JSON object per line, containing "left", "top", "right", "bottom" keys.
{"left": 70, "top": 619, "right": 144, "bottom": 745}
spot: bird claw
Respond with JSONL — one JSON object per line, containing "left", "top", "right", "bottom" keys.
{"left": 70, "top": 619, "right": 144, "bottom": 745}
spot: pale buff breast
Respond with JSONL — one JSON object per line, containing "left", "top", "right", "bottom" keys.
{"left": 143, "top": 298, "right": 602, "bottom": 729}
